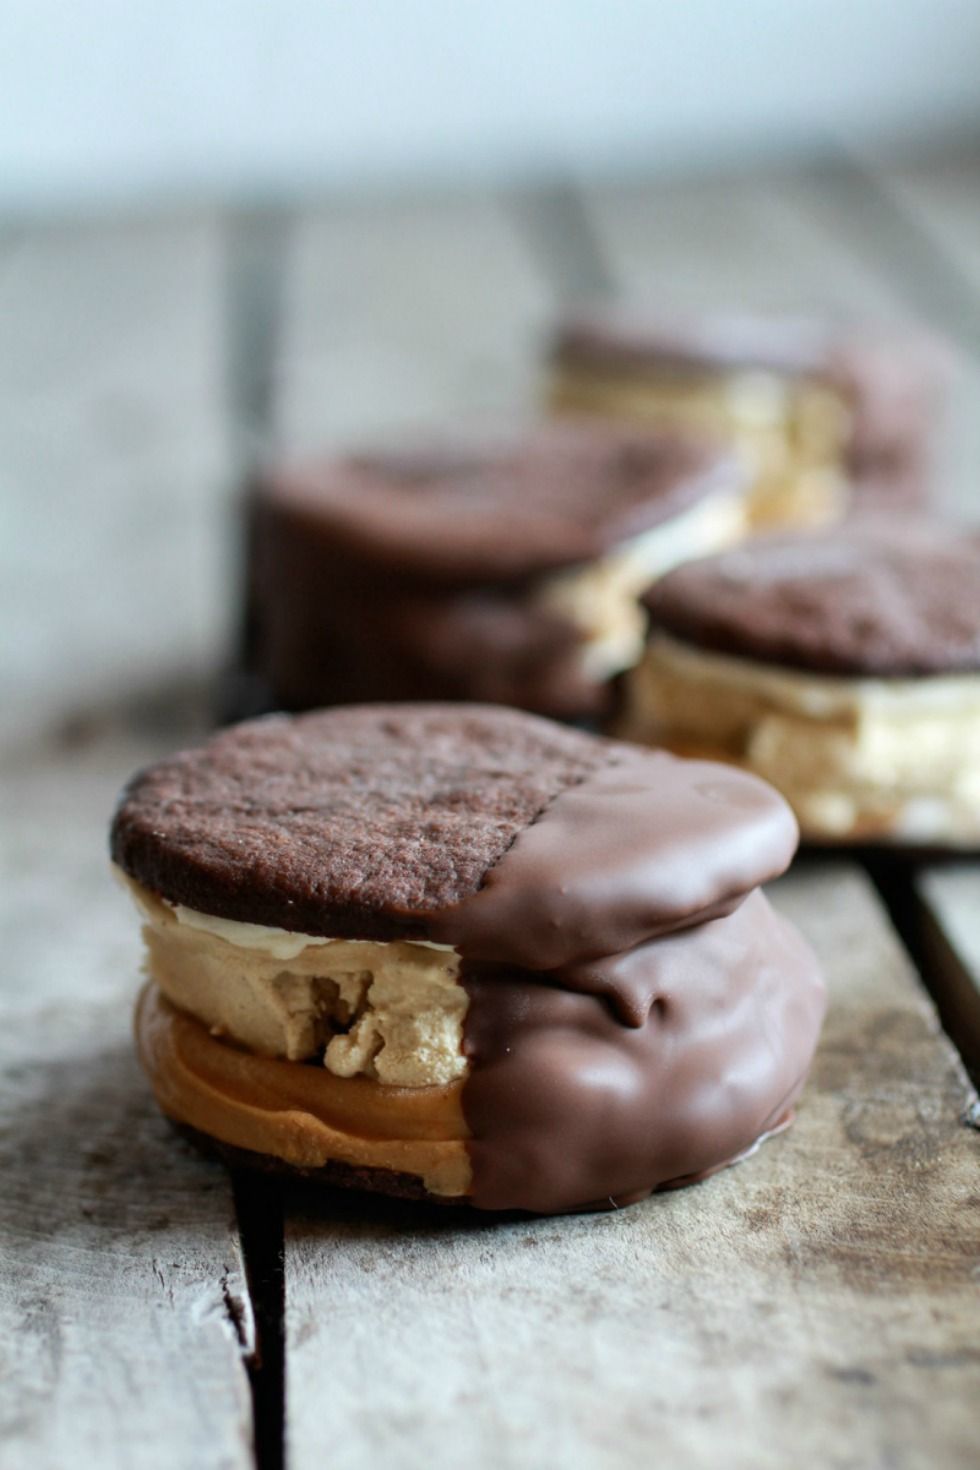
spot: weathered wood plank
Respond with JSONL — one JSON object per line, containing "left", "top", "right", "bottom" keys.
{"left": 868, "top": 151, "right": 980, "bottom": 311}
{"left": 283, "top": 868, "right": 979, "bottom": 1470}
{"left": 0, "top": 215, "right": 232, "bottom": 746}
{"left": 276, "top": 191, "right": 551, "bottom": 453}
{"left": 578, "top": 168, "right": 906, "bottom": 315}
{"left": 0, "top": 732, "right": 255, "bottom": 1469}
{"left": 0, "top": 1005, "right": 254, "bottom": 1470}
{"left": 0, "top": 211, "right": 253, "bottom": 1463}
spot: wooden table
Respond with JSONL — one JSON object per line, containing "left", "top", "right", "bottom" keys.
{"left": 2, "top": 149, "right": 979, "bottom": 1470}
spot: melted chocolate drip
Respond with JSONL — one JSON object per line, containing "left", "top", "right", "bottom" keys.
{"left": 429, "top": 749, "right": 799, "bottom": 969}
{"left": 427, "top": 747, "right": 822, "bottom": 1214}
{"left": 460, "top": 893, "right": 825, "bottom": 1213}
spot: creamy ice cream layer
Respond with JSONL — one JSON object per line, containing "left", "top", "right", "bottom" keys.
{"left": 536, "top": 488, "right": 748, "bottom": 681}
{"left": 120, "top": 873, "right": 468, "bottom": 1087}
{"left": 625, "top": 633, "right": 980, "bottom": 844}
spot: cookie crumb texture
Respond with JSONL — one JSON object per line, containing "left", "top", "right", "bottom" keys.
{"left": 645, "top": 524, "right": 980, "bottom": 677}
{"left": 112, "top": 705, "right": 605, "bottom": 939}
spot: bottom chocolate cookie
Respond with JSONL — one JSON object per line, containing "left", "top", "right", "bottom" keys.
{"left": 172, "top": 1113, "right": 796, "bottom": 1216}
{"left": 172, "top": 1121, "right": 463, "bottom": 1207}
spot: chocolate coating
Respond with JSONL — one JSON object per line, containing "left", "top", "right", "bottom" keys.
{"left": 429, "top": 748, "right": 798, "bottom": 972}
{"left": 645, "top": 523, "right": 980, "bottom": 677}
{"left": 462, "top": 892, "right": 824, "bottom": 1212}
{"left": 248, "top": 422, "right": 741, "bottom": 719}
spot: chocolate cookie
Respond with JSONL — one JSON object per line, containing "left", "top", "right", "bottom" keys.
{"left": 113, "top": 703, "right": 825, "bottom": 1214}
{"left": 625, "top": 524, "right": 980, "bottom": 846}
{"left": 243, "top": 422, "right": 748, "bottom": 721}
{"left": 112, "top": 704, "right": 606, "bottom": 939}
{"left": 645, "top": 524, "right": 980, "bottom": 677}
{"left": 548, "top": 306, "right": 952, "bottom": 527}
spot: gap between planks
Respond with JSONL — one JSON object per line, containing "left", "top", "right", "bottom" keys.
{"left": 867, "top": 856, "right": 980, "bottom": 1092}
{"left": 232, "top": 1173, "right": 286, "bottom": 1470}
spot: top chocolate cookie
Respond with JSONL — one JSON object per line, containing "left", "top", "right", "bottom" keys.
{"left": 111, "top": 704, "right": 797, "bottom": 949}
{"left": 259, "top": 422, "right": 741, "bottom": 583}
{"left": 645, "top": 523, "right": 980, "bottom": 677}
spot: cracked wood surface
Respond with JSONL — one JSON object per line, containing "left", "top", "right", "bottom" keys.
{"left": 0, "top": 215, "right": 252, "bottom": 1469}
{"left": 0, "top": 733, "right": 255, "bottom": 1470}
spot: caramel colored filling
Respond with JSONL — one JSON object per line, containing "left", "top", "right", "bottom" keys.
{"left": 136, "top": 983, "right": 472, "bottom": 1197}
{"left": 122, "top": 872, "right": 468, "bottom": 1088}
{"left": 548, "top": 363, "right": 849, "bottom": 531}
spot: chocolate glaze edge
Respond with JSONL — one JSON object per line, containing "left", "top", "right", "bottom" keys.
{"left": 428, "top": 743, "right": 800, "bottom": 970}
{"left": 458, "top": 891, "right": 826, "bottom": 1214}
{"left": 425, "top": 743, "right": 819, "bottom": 1215}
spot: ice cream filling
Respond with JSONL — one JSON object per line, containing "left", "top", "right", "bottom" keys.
{"left": 626, "top": 632, "right": 980, "bottom": 841}
{"left": 119, "top": 872, "right": 468, "bottom": 1087}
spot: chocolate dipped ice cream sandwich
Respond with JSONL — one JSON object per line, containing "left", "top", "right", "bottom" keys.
{"left": 547, "top": 307, "right": 951, "bottom": 529}
{"left": 625, "top": 524, "right": 980, "bottom": 847}
{"left": 245, "top": 422, "right": 748, "bottom": 722}
{"left": 112, "top": 704, "right": 825, "bottom": 1214}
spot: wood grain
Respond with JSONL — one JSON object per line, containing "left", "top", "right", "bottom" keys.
{"left": 0, "top": 1006, "right": 254, "bottom": 1470}
{"left": 283, "top": 868, "right": 979, "bottom": 1470}
{"left": 276, "top": 190, "right": 550, "bottom": 453}
{"left": 865, "top": 150, "right": 980, "bottom": 327}
{"left": 579, "top": 167, "right": 909, "bottom": 315}
{"left": 0, "top": 214, "right": 231, "bottom": 747}
{"left": 0, "top": 734, "right": 254, "bottom": 1470}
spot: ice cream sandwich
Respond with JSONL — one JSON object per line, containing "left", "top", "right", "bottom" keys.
{"left": 112, "top": 703, "right": 825, "bottom": 1213}
{"left": 625, "top": 524, "right": 980, "bottom": 846}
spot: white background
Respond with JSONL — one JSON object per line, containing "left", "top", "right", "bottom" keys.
{"left": 3, "top": 0, "right": 980, "bottom": 211}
